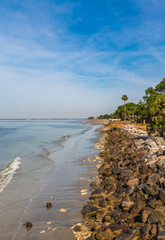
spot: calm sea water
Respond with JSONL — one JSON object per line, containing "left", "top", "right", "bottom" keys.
{"left": 0, "top": 119, "right": 101, "bottom": 240}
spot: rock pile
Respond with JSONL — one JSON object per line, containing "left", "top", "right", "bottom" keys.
{"left": 79, "top": 127, "right": 165, "bottom": 240}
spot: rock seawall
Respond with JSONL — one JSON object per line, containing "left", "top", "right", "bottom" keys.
{"left": 73, "top": 125, "right": 165, "bottom": 240}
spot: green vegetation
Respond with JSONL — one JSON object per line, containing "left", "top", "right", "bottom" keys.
{"left": 111, "top": 78, "right": 165, "bottom": 137}
{"left": 97, "top": 114, "right": 111, "bottom": 119}
{"left": 89, "top": 79, "right": 165, "bottom": 137}
{"left": 88, "top": 116, "right": 94, "bottom": 120}
{"left": 121, "top": 94, "right": 128, "bottom": 120}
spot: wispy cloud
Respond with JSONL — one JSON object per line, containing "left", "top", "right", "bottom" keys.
{"left": 0, "top": 0, "right": 165, "bottom": 117}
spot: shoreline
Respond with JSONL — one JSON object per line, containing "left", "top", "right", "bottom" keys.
{"left": 72, "top": 124, "right": 165, "bottom": 239}
{"left": 0, "top": 120, "right": 103, "bottom": 240}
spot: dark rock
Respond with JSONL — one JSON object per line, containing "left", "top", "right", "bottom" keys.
{"left": 95, "top": 211, "right": 104, "bottom": 221}
{"left": 90, "top": 189, "right": 103, "bottom": 199}
{"left": 130, "top": 201, "right": 146, "bottom": 214}
{"left": 81, "top": 204, "right": 98, "bottom": 215}
{"left": 46, "top": 202, "right": 52, "bottom": 209}
{"left": 159, "top": 177, "right": 165, "bottom": 188}
{"left": 24, "top": 222, "right": 33, "bottom": 231}
{"left": 115, "top": 229, "right": 140, "bottom": 240}
{"left": 143, "top": 184, "right": 159, "bottom": 196}
{"left": 98, "top": 198, "right": 106, "bottom": 208}
{"left": 159, "top": 190, "right": 165, "bottom": 204}
{"left": 87, "top": 221, "right": 97, "bottom": 231}
{"left": 86, "top": 237, "right": 94, "bottom": 240}
{"left": 148, "top": 199, "right": 163, "bottom": 208}
{"left": 141, "top": 207, "right": 152, "bottom": 223}
{"left": 112, "top": 167, "right": 121, "bottom": 175}
{"left": 95, "top": 229, "right": 114, "bottom": 240}
{"left": 157, "top": 233, "right": 165, "bottom": 239}
{"left": 25, "top": 222, "right": 32, "bottom": 228}
{"left": 148, "top": 205, "right": 165, "bottom": 226}
{"left": 73, "top": 225, "right": 82, "bottom": 232}
{"left": 147, "top": 173, "right": 160, "bottom": 185}
{"left": 140, "top": 164, "right": 149, "bottom": 174}
{"left": 140, "top": 224, "right": 151, "bottom": 240}
{"left": 156, "top": 157, "right": 165, "bottom": 169}
{"left": 106, "top": 223, "right": 130, "bottom": 233}
{"left": 157, "top": 226, "right": 165, "bottom": 240}
{"left": 157, "top": 147, "right": 164, "bottom": 156}
{"left": 150, "top": 224, "right": 157, "bottom": 239}
{"left": 90, "top": 182, "right": 99, "bottom": 189}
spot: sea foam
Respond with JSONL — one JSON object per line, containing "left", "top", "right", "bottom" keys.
{"left": 0, "top": 157, "right": 21, "bottom": 193}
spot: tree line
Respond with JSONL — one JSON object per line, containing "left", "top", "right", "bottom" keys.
{"left": 90, "top": 78, "right": 165, "bottom": 137}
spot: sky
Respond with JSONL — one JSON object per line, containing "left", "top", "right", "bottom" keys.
{"left": 0, "top": 0, "right": 165, "bottom": 118}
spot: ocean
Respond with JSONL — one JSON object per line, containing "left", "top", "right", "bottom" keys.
{"left": 0, "top": 119, "right": 101, "bottom": 240}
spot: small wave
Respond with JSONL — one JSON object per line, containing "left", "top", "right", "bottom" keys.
{"left": 37, "top": 154, "right": 55, "bottom": 164}
{"left": 45, "top": 135, "right": 72, "bottom": 153}
{"left": 0, "top": 157, "right": 21, "bottom": 193}
{"left": 62, "top": 135, "right": 71, "bottom": 141}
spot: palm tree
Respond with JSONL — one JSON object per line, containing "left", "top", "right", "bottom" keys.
{"left": 121, "top": 95, "right": 128, "bottom": 120}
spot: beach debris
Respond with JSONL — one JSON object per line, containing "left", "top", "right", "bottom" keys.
{"left": 59, "top": 208, "right": 67, "bottom": 213}
{"left": 46, "top": 202, "right": 52, "bottom": 209}
{"left": 40, "top": 230, "right": 46, "bottom": 234}
{"left": 52, "top": 228, "right": 57, "bottom": 231}
{"left": 50, "top": 195, "right": 54, "bottom": 199}
{"left": 81, "top": 189, "right": 88, "bottom": 195}
{"left": 80, "top": 177, "right": 84, "bottom": 180}
{"left": 47, "top": 222, "right": 52, "bottom": 225}
{"left": 48, "top": 227, "right": 51, "bottom": 230}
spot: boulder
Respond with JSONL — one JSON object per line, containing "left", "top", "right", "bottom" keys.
{"left": 126, "top": 178, "right": 139, "bottom": 187}
{"left": 143, "top": 184, "right": 158, "bottom": 196}
{"left": 156, "top": 157, "right": 165, "bottom": 169}
{"left": 130, "top": 201, "right": 146, "bottom": 214}
{"left": 147, "top": 173, "right": 160, "bottom": 185}
{"left": 115, "top": 229, "right": 140, "bottom": 240}
{"left": 148, "top": 205, "right": 165, "bottom": 226}
{"left": 141, "top": 208, "right": 152, "bottom": 223}
{"left": 121, "top": 199, "right": 134, "bottom": 212}
{"left": 81, "top": 205, "right": 99, "bottom": 216}
{"left": 140, "top": 224, "right": 151, "bottom": 240}
{"left": 150, "top": 224, "right": 157, "bottom": 239}
{"left": 159, "top": 190, "right": 165, "bottom": 204}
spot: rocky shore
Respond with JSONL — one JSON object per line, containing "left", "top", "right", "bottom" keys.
{"left": 72, "top": 125, "right": 165, "bottom": 240}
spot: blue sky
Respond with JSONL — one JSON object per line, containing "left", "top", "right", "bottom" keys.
{"left": 0, "top": 0, "right": 165, "bottom": 118}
